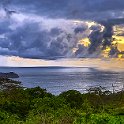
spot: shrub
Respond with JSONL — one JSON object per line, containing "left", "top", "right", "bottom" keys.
{"left": 59, "top": 90, "right": 83, "bottom": 109}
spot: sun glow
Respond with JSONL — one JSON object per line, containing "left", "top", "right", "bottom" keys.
{"left": 118, "top": 54, "right": 123, "bottom": 58}
{"left": 72, "top": 38, "right": 91, "bottom": 53}
{"left": 102, "top": 47, "right": 111, "bottom": 58}
{"left": 112, "top": 36, "right": 124, "bottom": 52}
{"left": 78, "top": 38, "right": 91, "bottom": 47}
{"left": 113, "top": 24, "right": 124, "bottom": 52}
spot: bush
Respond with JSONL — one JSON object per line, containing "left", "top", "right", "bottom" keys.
{"left": 0, "top": 82, "right": 124, "bottom": 124}
{"left": 59, "top": 90, "right": 83, "bottom": 109}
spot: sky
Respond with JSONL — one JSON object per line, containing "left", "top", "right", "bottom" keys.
{"left": 0, "top": 0, "right": 124, "bottom": 67}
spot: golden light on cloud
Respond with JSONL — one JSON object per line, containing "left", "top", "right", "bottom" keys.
{"left": 113, "top": 25, "right": 124, "bottom": 36}
{"left": 73, "top": 20, "right": 100, "bottom": 29}
{"left": 102, "top": 46, "right": 111, "bottom": 58}
{"left": 72, "top": 38, "right": 90, "bottom": 54}
{"left": 86, "top": 21, "right": 104, "bottom": 32}
{"left": 113, "top": 24, "right": 124, "bottom": 53}
{"left": 86, "top": 21, "right": 96, "bottom": 28}
{"left": 112, "top": 36, "right": 124, "bottom": 52}
{"left": 78, "top": 38, "right": 91, "bottom": 47}
{"left": 118, "top": 54, "right": 123, "bottom": 58}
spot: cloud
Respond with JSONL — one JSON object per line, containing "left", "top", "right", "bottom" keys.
{"left": 0, "top": 0, "right": 124, "bottom": 60}
{"left": 0, "top": 10, "right": 102, "bottom": 59}
{"left": 1, "top": 0, "right": 124, "bottom": 20}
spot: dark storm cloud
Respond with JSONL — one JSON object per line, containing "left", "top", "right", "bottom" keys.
{"left": 2, "top": 23, "right": 67, "bottom": 59}
{"left": 74, "top": 26, "right": 87, "bottom": 34}
{"left": 0, "top": 17, "right": 88, "bottom": 59}
{"left": 1, "top": 0, "right": 124, "bottom": 19}
{"left": 0, "top": 20, "right": 12, "bottom": 34}
{"left": 88, "top": 30, "right": 103, "bottom": 54}
{"left": 0, "top": 0, "right": 124, "bottom": 59}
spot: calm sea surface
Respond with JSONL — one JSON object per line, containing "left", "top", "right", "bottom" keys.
{"left": 0, "top": 67, "right": 124, "bottom": 95}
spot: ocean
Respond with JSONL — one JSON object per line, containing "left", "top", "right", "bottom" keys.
{"left": 0, "top": 67, "right": 124, "bottom": 95}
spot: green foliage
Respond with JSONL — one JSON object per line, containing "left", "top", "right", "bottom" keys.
{"left": 25, "top": 86, "right": 53, "bottom": 99}
{"left": 0, "top": 80, "right": 124, "bottom": 124}
{"left": 59, "top": 90, "right": 83, "bottom": 109}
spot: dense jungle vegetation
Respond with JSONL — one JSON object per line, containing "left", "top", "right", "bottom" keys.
{"left": 0, "top": 78, "right": 124, "bottom": 124}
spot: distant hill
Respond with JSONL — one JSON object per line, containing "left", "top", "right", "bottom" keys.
{"left": 0, "top": 72, "right": 19, "bottom": 78}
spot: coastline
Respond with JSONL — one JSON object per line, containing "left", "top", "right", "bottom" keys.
{"left": 0, "top": 78, "right": 124, "bottom": 123}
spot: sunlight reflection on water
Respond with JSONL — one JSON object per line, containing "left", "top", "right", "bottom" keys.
{"left": 1, "top": 67, "right": 124, "bottom": 95}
